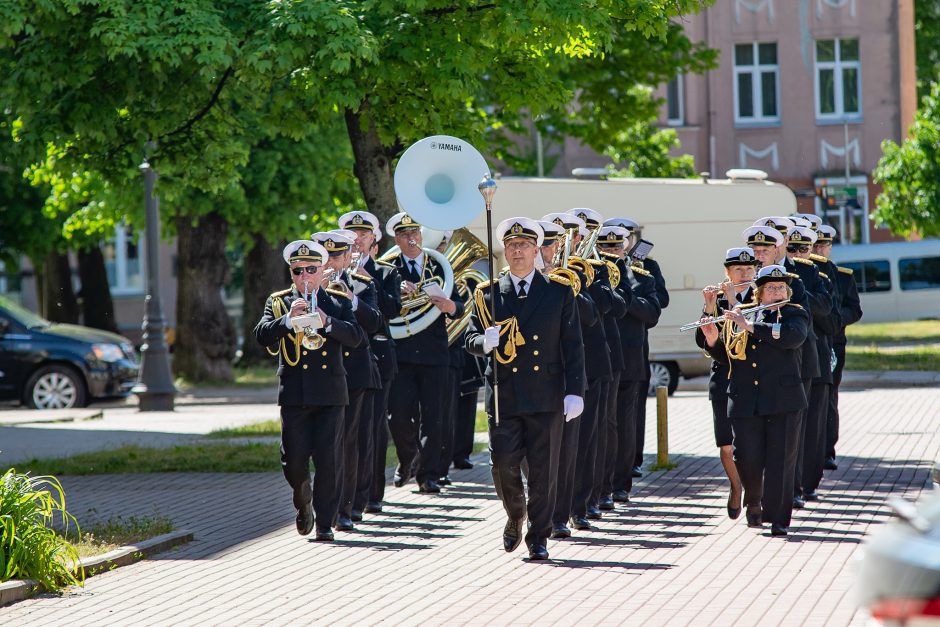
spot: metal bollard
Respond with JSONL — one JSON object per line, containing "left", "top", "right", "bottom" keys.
{"left": 656, "top": 385, "right": 668, "bottom": 466}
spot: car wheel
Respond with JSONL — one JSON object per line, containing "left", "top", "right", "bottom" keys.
{"left": 24, "top": 365, "right": 87, "bottom": 410}
{"left": 648, "top": 362, "right": 680, "bottom": 397}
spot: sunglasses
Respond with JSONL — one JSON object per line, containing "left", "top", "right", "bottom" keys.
{"left": 291, "top": 266, "right": 321, "bottom": 276}
{"left": 786, "top": 245, "right": 810, "bottom": 253}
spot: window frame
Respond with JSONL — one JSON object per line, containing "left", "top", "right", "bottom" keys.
{"left": 898, "top": 256, "right": 940, "bottom": 291}
{"left": 814, "top": 37, "right": 862, "bottom": 123}
{"left": 105, "top": 225, "right": 146, "bottom": 296}
{"left": 841, "top": 260, "right": 892, "bottom": 294}
{"left": 666, "top": 74, "right": 684, "bottom": 127}
{"left": 732, "top": 41, "right": 781, "bottom": 127}
{"left": 813, "top": 175, "right": 869, "bottom": 244}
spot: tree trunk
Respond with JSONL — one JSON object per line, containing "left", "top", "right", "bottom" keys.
{"left": 41, "top": 251, "right": 80, "bottom": 323}
{"left": 173, "top": 211, "right": 235, "bottom": 382}
{"left": 239, "top": 234, "right": 289, "bottom": 366}
{"left": 77, "top": 246, "right": 118, "bottom": 333}
{"left": 345, "top": 102, "right": 399, "bottom": 229}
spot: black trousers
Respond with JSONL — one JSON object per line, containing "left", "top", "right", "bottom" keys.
{"left": 792, "top": 379, "right": 812, "bottom": 497}
{"left": 553, "top": 382, "right": 593, "bottom": 524}
{"left": 591, "top": 381, "right": 612, "bottom": 502}
{"left": 389, "top": 362, "right": 446, "bottom": 484}
{"left": 490, "top": 410, "right": 564, "bottom": 548}
{"left": 826, "top": 342, "right": 847, "bottom": 459}
{"left": 437, "top": 365, "right": 461, "bottom": 478}
{"left": 802, "top": 383, "right": 831, "bottom": 494}
{"left": 571, "top": 379, "right": 602, "bottom": 518}
{"left": 337, "top": 388, "right": 366, "bottom": 519}
{"left": 452, "top": 389, "right": 479, "bottom": 463}
{"left": 280, "top": 405, "right": 343, "bottom": 530}
{"left": 613, "top": 379, "right": 643, "bottom": 493}
{"left": 732, "top": 410, "right": 801, "bottom": 529}
{"left": 634, "top": 376, "right": 649, "bottom": 468}
{"left": 364, "top": 377, "right": 394, "bottom": 507}
{"left": 351, "top": 389, "right": 376, "bottom": 514}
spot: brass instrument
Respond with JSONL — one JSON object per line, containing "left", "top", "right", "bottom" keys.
{"left": 443, "top": 228, "right": 489, "bottom": 345}
{"left": 295, "top": 281, "right": 325, "bottom": 349}
{"left": 546, "top": 227, "right": 582, "bottom": 296}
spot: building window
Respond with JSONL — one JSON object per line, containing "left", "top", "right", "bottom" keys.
{"left": 841, "top": 260, "right": 891, "bottom": 294}
{"left": 733, "top": 42, "right": 779, "bottom": 125}
{"left": 103, "top": 225, "right": 144, "bottom": 295}
{"left": 899, "top": 256, "right": 940, "bottom": 291}
{"left": 666, "top": 75, "right": 684, "bottom": 126}
{"left": 815, "top": 38, "right": 861, "bottom": 121}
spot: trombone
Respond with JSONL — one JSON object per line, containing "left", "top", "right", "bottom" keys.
{"left": 679, "top": 299, "right": 790, "bottom": 332}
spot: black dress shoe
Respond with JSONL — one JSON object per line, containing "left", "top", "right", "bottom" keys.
{"left": 803, "top": 491, "right": 820, "bottom": 502}
{"left": 393, "top": 464, "right": 413, "bottom": 488}
{"left": 295, "top": 503, "right": 314, "bottom": 536}
{"left": 571, "top": 516, "right": 592, "bottom": 531}
{"left": 314, "top": 528, "right": 334, "bottom": 541}
{"left": 632, "top": 466, "right": 643, "bottom": 478}
{"left": 770, "top": 523, "right": 789, "bottom": 537}
{"left": 792, "top": 496, "right": 805, "bottom": 509}
{"left": 727, "top": 485, "right": 742, "bottom": 520}
{"left": 612, "top": 489, "right": 630, "bottom": 503}
{"left": 438, "top": 475, "right": 452, "bottom": 486}
{"left": 586, "top": 505, "right": 602, "bottom": 520}
{"left": 528, "top": 544, "right": 549, "bottom": 560}
{"left": 824, "top": 457, "right": 838, "bottom": 470}
{"left": 598, "top": 495, "right": 615, "bottom": 510}
{"left": 503, "top": 517, "right": 525, "bottom": 553}
{"left": 335, "top": 515, "right": 355, "bottom": 532}
{"left": 551, "top": 524, "right": 571, "bottom": 539}
{"left": 746, "top": 508, "right": 763, "bottom": 528}
{"left": 350, "top": 510, "right": 363, "bottom": 522}
{"left": 364, "top": 501, "right": 383, "bottom": 514}
{"left": 419, "top": 479, "right": 441, "bottom": 493}
{"left": 453, "top": 458, "right": 474, "bottom": 470}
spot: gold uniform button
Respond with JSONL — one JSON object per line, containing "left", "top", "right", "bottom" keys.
{"left": 753, "top": 380, "right": 759, "bottom": 385}
{"left": 322, "top": 364, "right": 328, "bottom": 370}
{"left": 303, "top": 364, "right": 308, "bottom": 370}
{"left": 303, "top": 350, "right": 309, "bottom": 356}
{"left": 533, "top": 350, "right": 539, "bottom": 356}
{"left": 533, "top": 335, "right": 539, "bottom": 340}
{"left": 752, "top": 363, "right": 757, "bottom": 368}
{"left": 751, "top": 345, "right": 757, "bottom": 350}
{"left": 533, "top": 366, "right": 539, "bottom": 372}
{"left": 344, "top": 351, "right": 350, "bottom": 357}
{"left": 512, "top": 367, "right": 518, "bottom": 373}
{"left": 321, "top": 351, "right": 328, "bottom": 356}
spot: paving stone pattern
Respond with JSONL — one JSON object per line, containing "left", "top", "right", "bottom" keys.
{"left": 2, "top": 388, "right": 938, "bottom": 626}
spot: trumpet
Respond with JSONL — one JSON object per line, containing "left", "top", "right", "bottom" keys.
{"left": 293, "top": 281, "right": 326, "bottom": 349}
{"left": 679, "top": 298, "right": 790, "bottom": 332}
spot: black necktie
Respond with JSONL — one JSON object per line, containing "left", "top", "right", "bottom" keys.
{"left": 517, "top": 279, "right": 527, "bottom": 299}
{"left": 409, "top": 260, "right": 419, "bottom": 280}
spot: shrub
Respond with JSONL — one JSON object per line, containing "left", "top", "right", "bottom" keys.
{"left": 0, "top": 468, "right": 84, "bottom": 590}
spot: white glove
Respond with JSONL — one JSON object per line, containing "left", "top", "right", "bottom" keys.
{"left": 563, "top": 395, "right": 584, "bottom": 422}
{"left": 482, "top": 325, "right": 501, "bottom": 353}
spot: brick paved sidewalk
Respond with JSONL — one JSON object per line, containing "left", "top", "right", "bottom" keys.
{"left": 2, "top": 387, "right": 938, "bottom": 626}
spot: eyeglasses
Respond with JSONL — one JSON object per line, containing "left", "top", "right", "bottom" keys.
{"left": 505, "top": 240, "right": 535, "bottom": 251}
{"left": 786, "top": 245, "right": 810, "bottom": 253}
{"left": 291, "top": 266, "right": 321, "bottom": 276}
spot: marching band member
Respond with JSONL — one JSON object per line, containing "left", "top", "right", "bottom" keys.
{"left": 339, "top": 211, "right": 403, "bottom": 515}
{"left": 254, "top": 240, "right": 366, "bottom": 541}
{"left": 434, "top": 230, "right": 464, "bottom": 487}
{"left": 311, "top": 230, "right": 381, "bottom": 532}
{"left": 466, "top": 217, "right": 585, "bottom": 560}
{"left": 814, "top": 224, "right": 862, "bottom": 469}
{"left": 384, "top": 213, "right": 463, "bottom": 493}
{"left": 694, "top": 247, "right": 757, "bottom": 519}
{"left": 700, "top": 265, "right": 809, "bottom": 537}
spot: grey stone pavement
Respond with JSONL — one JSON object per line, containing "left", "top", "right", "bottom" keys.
{"left": 1, "top": 384, "right": 938, "bottom": 625}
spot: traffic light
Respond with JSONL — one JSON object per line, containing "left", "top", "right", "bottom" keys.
{"left": 814, "top": 184, "right": 836, "bottom": 207}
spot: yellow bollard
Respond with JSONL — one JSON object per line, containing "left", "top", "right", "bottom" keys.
{"left": 656, "top": 385, "right": 668, "bottom": 467}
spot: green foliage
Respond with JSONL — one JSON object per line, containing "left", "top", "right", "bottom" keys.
{"left": 64, "top": 514, "right": 174, "bottom": 559}
{"left": 844, "top": 345, "right": 940, "bottom": 371}
{"left": 916, "top": 0, "right": 940, "bottom": 94}
{"left": 873, "top": 83, "right": 940, "bottom": 237}
{"left": 606, "top": 123, "right": 697, "bottom": 178}
{"left": 0, "top": 469, "right": 83, "bottom": 590}
{"left": 845, "top": 320, "right": 940, "bottom": 345}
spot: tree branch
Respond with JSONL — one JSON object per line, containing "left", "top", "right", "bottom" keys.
{"left": 161, "top": 66, "right": 235, "bottom": 144}
{"left": 422, "top": 3, "right": 496, "bottom": 18}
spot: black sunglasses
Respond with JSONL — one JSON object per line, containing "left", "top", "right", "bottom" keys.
{"left": 291, "top": 266, "right": 321, "bottom": 276}
{"left": 786, "top": 245, "right": 810, "bottom": 253}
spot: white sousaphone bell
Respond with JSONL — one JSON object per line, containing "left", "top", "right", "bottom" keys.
{"left": 381, "top": 135, "right": 490, "bottom": 339}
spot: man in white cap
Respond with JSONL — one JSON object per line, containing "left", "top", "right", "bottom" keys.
{"left": 383, "top": 212, "right": 462, "bottom": 494}
{"left": 466, "top": 217, "right": 585, "bottom": 561}
{"left": 254, "top": 240, "right": 366, "bottom": 541}
{"left": 339, "top": 210, "right": 403, "bottom": 514}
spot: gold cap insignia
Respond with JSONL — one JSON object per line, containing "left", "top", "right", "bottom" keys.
{"left": 578, "top": 212, "right": 587, "bottom": 221}
{"left": 771, "top": 268, "right": 784, "bottom": 278}
{"left": 352, "top": 214, "right": 364, "bottom": 225}
{"left": 402, "top": 215, "right": 412, "bottom": 225}
{"left": 739, "top": 251, "right": 752, "bottom": 262}
{"left": 553, "top": 218, "right": 564, "bottom": 226}
{"left": 511, "top": 223, "right": 523, "bottom": 235}
{"left": 298, "top": 244, "right": 310, "bottom": 256}
{"left": 754, "top": 232, "right": 765, "bottom": 243}
{"left": 765, "top": 219, "right": 776, "bottom": 227}
{"left": 324, "top": 239, "right": 336, "bottom": 251}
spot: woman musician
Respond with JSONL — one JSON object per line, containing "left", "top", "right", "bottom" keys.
{"left": 699, "top": 264, "right": 809, "bottom": 537}
{"left": 694, "top": 247, "right": 758, "bottom": 520}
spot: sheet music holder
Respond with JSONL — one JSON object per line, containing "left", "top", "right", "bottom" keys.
{"left": 628, "top": 238, "right": 654, "bottom": 261}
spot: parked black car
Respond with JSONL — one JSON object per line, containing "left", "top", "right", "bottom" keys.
{"left": 0, "top": 296, "right": 139, "bottom": 409}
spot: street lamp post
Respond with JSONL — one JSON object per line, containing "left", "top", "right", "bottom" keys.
{"left": 133, "top": 147, "right": 176, "bottom": 411}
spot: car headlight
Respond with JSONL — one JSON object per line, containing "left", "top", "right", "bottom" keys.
{"left": 92, "top": 343, "right": 125, "bottom": 363}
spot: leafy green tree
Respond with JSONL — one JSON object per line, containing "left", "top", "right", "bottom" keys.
{"left": 873, "top": 82, "right": 940, "bottom": 238}
{"left": 916, "top": 0, "right": 940, "bottom": 95}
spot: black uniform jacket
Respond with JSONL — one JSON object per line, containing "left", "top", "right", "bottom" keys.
{"left": 637, "top": 256, "right": 669, "bottom": 311}
{"left": 254, "top": 286, "right": 365, "bottom": 407}
{"left": 362, "top": 256, "right": 401, "bottom": 382}
{"left": 466, "top": 271, "right": 585, "bottom": 416}
{"left": 834, "top": 266, "right": 863, "bottom": 344}
{"left": 592, "top": 260, "right": 628, "bottom": 373}
{"left": 783, "top": 257, "right": 821, "bottom": 381}
{"left": 706, "top": 303, "right": 810, "bottom": 419}
{"left": 389, "top": 251, "right": 465, "bottom": 367}
{"left": 694, "top": 287, "right": 753, "bottom": 400}
{"left": 575, "top": 269, "right": 611, "bottom": 383}
{"left": 344, "top": 272, "right": 382, "bottom": 390}
{"left": 790, "top": 256, "right": 835, "bottom": 384}
{"left": 616, "top": 260, "right": 662, "bottom": 382}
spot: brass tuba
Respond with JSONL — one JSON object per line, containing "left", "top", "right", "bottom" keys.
{"left": 443, "top": 228, "right": 490, "bottom": 345}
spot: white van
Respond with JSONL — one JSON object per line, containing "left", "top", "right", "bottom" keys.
{"left": 830, "top": 240, "right": 940, "bottom": 322}
{"left": 464, "top": 173, "right": 798, "bottom": 394}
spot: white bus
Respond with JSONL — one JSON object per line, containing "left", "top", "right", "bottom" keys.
{"left": 830, "top": 239, "right": 940, "bottom": 323}
{"left": 465, "top": 172, "right": 798, "bottom": 394}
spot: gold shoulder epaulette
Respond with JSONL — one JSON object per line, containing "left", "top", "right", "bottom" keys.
{"left": 599, "top": 251, "right": 620, "bottom": 260}
{"left": 631, "top": 266, "right": 651, "bottom": 277}
{"left": 352, "top": 272, "right": 373, "bottom": 283}
{"left": 382, "top": 252, "right": 401, "bottom": 262}
{"left": 809, "top": 253, "right": 830, "bottom": 263}
{"left": 326, "top": 288, "right": 351, "bottom": 299}
{"left": 633, "top": 259, "right": 645, "bottom": 269}
{"left": 838, "top": 266, "right": 854, "bottom": 275}
{"left": 786, "top": 272, "right": 800, "bottom": 279}
{"left": 271, "top": 287, "right": 292, "bottom": 298}
{"left": 376, "top": 259, "right": 395, "bottom": 268}
{"left": 819, "top": 271, "right": 830, "bottom": 280}
{"left": 548, "top": 273, "right": 572, "bottom": 287}
{"left": 793, "top": 257, "right": 814, "bottom": 266}
{"left": 474, "top": 278, "right": 498, "bottom": 291}
{"left": 786, "top": 303, "right": 804, "bottom": 310}
{"left": 586, "top": 259, "right": 605, "bottom": 267}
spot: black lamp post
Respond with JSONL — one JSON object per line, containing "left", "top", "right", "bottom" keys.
{"left": 132, "top": 145, "right": 176, "bottom": 411}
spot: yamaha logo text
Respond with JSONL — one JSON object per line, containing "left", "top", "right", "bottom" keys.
{"left": 430, "top": 142, "right": 461, "bottom": 152}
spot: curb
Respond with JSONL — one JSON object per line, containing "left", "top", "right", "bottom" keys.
{"left": 0, "top": 528, "right": 193, "bottom": 608}
{"left": 0, "top": 409, "right": 104, "bottom": 427}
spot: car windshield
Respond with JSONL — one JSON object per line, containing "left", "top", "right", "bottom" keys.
{"left": 0, "top": 295, "right": 50, "bottom": 329}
